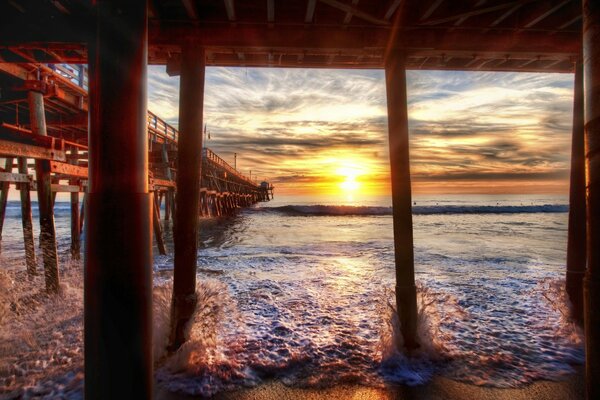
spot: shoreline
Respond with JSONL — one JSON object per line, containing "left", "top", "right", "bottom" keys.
{"left": 156, "top": 367, "right": 584, "bottom": 400}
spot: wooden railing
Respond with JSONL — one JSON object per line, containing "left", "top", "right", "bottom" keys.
{"left": 51, "top": 64, "right": 88, "bottom": 89}
{"left": 147, "top": 111, "right": 178, "bottom": 145}
{"left": 203, "top": 148, "right": 255, "bottom": 186}
{"left": 40, "top": 63, "right": 257, "bottom": 188}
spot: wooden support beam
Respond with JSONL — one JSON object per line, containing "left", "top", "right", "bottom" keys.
{"left": 421, "top": 1, "right": 529, "bottom": 26}
{"left": 0, "top": 171, "right": 30, "bottom": 183}
{"left": 0, "top": 139, "right": 67, "bottom": 162}
{"left": 151, "top": 177, "right": 176, "bottom": 188}
{"left": 318, "top": 0, "right": 389, "bottom": 26}
{"left": 171, "top": 44, "right": 205, "bottom": 351}
{"left": 583, "top": 1, "right": 600, "bottom": 398}
{"left": 566, "top": 61, "right": 586, "bottom": 324}
{"left": 79, "top": 192, "right": 85, "bottom": 235}
{"left": 343, "top": 0, "right": 359, "bottom": 24}
{"left": 420, "top": 0, "right": 444, "bottom": 21}
{"left": 153, "top": 192, "right": 167, "bottom": 255}
{"left": 385, "top": 50, "right": 418, "bottom": 350}
{"left": 559, "top": 14, "right": 582, "bottom": 30}
{"left": 0, "top": 158, "right": 13, "bottom": 253}
{"left": 224, "top": 0, "right": 236, "bottom": 21}
{"left": 150, "top": 24, "right": 580, "bottom": 60}
{"left": 70, "top": 147, "right": 80, "bottom": 259}
{"left": 384, "top": 0, "right": 402, "bottom": 20}
{"left": 522, "top": 0, "right": 571, "bottom": 29}
{"left": 305, "top": 0, "right": 317, "bottom": 23}
{"left": 50, "top": 183, "right": 81, "bottom": 192}
{"left": 181, "top": 0, "right": 198, "bottom": 20}
{"left": 267, "top": 0, "right": 274, "bottom": 23}
{"left": 28, "top": 91, "right": 59, "bottom": 293}
{"left": 488, "top": 3, "right": 523, "bottom": 28}
{"left": 50, "top": 160, "right": 88, "bottom": 177}
{"left": 85, "top": 1, "right": 152, "bottom": 398}
{"left": 18, "top": 157, "right": 36, "bottom": 277}
{"left": 165, "top": 190, "right": 172, "bottom": 221}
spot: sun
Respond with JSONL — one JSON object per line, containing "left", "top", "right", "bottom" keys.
{"left": 337, "top": 166, "right": 361, "bottom": 192}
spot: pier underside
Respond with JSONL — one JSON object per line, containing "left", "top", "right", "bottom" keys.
{"left": 0, "top": 1, "right": 598, "bottom": 399}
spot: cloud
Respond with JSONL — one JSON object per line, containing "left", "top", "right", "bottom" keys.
{"left": 147, "top": 66, "right": 574, "bottom": 194}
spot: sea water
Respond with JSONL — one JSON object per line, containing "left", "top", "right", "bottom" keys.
{"left": 0, "top": 194, "right": 584, "bottom": 398}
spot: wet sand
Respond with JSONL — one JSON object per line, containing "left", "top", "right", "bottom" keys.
{"left": 157, "top": 367, "right": 584, "bottom": 400}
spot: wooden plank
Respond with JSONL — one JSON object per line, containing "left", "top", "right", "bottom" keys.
{"left": 0, "top": 139, "right": 67, "bottom": 162}
{"left": 151, "top": 178, "right": 176, "bottom": 188}
{"left": 49, "top": 160, "right": 88, "bottom": 177}
{"left": 51, "top": 184, "right": 81, "bottom": 193}
{"left": 0, "top": 172, "right": 31, "bottom": 183}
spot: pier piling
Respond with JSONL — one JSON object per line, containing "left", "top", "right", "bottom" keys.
{"left": 18, "top": 157, "right": 36, "bottom": 276}
{"left": 566, "top": 61, "right": 586, "bottom": 324}
{"left": 28, "top": 90, "right": 60, "bottom": 293}
{"left": 84, "top": 0, "right": 153, "bottom": 398}
{"left": 0, "top": 157, "right": 13, "bottom": 253}
{"left": 385, "top": 50, "right": 419, "bottom": 350}
{"left": 153, "top": 191, "right": 167, "bottom": 255}
{"left": 584, "top": 1, "right": 600, "bottom": 399}
{"left": 70, "top": 147, "right": 80, "bottom": 260}
{"left": 170, "top": 44, "right": 206, "bottom": 351}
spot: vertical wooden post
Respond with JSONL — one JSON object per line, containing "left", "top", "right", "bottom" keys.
{"left": 18, "top": 158, "right": 36, "bottom": 276}
{"left": 0, "top": 158, "right": 13, "bottom": 254}
{"left": 164, "top": 191, "right": 171, "bottom": 221}
{"left": 153, "top": 191, "right": 167, "bottom": 255}
{"left": 70, "top": 147, "right": 81, "bottom": 260}
{"left": 584, "top": 1, "right": 600, "bottom": 398}
{"left": 170, "top": 43, "right": 205, "bottom": 351}
{"left": 28, "top": 91, "right": 60, "bottom": 293}
{"left": 385, "top": 50, "right": 419, "bottom": 350}
{"left": 85, "top": 1, "right": 152, "bottom": 398}
{"left": 79, "top": 192, "right": 86, "bottom": 235}
{"left": 566, "top": 61, "right": 586, "bottom": 323}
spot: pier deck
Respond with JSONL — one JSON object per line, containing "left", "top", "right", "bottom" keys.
{"left": 0, "top": 61, "right": 271, "bottom": 260}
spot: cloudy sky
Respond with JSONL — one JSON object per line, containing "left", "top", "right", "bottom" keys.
{"left": 148, "top": 66, "right": 574, "bottom": 195}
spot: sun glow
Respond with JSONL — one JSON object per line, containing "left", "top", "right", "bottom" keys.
{"left": 337, "top": 166, "right": 361, "bottom": 192}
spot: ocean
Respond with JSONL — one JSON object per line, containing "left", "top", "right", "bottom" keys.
{"left": 0, "top": 194, "right": 584, "bottom": 398}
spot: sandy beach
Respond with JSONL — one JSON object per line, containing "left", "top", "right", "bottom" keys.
{"left": 157, "top": 367, "right": 584, "bottom": 400}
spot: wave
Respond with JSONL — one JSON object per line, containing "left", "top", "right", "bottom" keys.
{"left": 258, "top": 204, "right": 568, "bottom": 216}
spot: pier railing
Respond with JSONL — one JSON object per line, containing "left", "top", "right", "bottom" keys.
{"left": 147, "top": 111, "right": 178, "bottom": 145}
{"left": 202, "top": 148, "right": 255, "bottom": 186}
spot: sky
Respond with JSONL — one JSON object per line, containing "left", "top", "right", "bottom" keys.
{"left": 148, "top": 66, "right": 575, "bottom": 196}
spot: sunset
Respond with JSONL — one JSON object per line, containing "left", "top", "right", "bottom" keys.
{"left": 0, "top": 1, "right": 598, "bottom": 400}
{"left": 149, "top": 67, "right": 574, "bottom": 196}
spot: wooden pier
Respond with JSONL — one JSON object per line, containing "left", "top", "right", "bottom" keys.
{"left": 0, "top": 61, "right": 271, "bottom": 270}
{"left": 0, "top": 1, "right": 598, "bottom": 399}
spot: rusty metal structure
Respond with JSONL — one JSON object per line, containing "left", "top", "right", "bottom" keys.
{"left": 0, "top": 1, "right": 596, "bottom": 399}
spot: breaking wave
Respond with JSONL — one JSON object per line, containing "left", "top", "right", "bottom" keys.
{"left": 258, "top": 204, "right": 568, "bottom": 216}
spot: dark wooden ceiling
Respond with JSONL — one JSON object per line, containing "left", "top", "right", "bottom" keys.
{"left": 0, "top": 0, "right": 582, "bottom": 72}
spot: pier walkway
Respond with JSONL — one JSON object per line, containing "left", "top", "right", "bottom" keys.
{"left": 0, "top": 61, "right": 271, "bottom": 262}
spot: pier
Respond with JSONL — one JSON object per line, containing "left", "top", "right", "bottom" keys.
{"left": 0, "top": 1, "right": 598, "bottom": 399}
{"left": 0, "top": 61, "right": 271, "bottom": 272}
